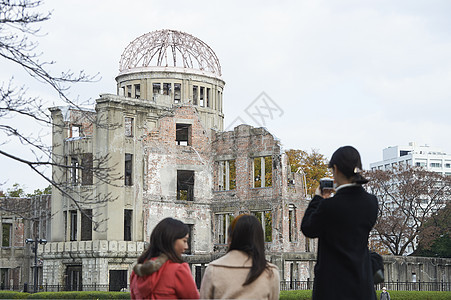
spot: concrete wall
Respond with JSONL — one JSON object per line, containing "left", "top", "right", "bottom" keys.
{"left": 383, "top": 255, "right": 451, "bottom": 283}
{"left": 42, "top": 240, "right": 145, "bottom": 285}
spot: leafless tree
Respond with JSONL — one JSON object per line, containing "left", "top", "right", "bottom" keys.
{"left": 0, "top": 0, "right": 119, "bottom": 229}
{"left": 365, "top": 165, "right": 451, "bottom": 255}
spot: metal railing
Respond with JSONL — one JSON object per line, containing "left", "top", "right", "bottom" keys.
{"left": 280, "top": 280, "right": 451, "bottom": 292}
{"left": 375, "top": 280, "right": 451, "bottom": 292}
{"left": 0, "top": 283, "right": 130, "bottom": 293}
{"left": 2, "top": 281, "right": 450, "bottom": 293}
{"left": 280, "top": 280, "right": 313, "bottom": 291}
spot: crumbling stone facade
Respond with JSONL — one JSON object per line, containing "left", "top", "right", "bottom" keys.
{"left": 0, "top": 195, "right": 51, "bottom": 290}
{"left": 211, "top": 125, "right": 308, "bottom": 253}
{"left": 41, "top": 30, "right": 311, "bottom": 289}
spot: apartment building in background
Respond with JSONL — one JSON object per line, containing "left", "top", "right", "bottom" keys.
{"left": 370, "top": 142, "right": 451, "bottom": 175}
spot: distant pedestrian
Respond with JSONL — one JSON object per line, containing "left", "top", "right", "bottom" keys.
{"left": 130, "top": 217, "right": 199, "bottom": 299}
{"left": 200, "top": 214, "right": 280, "bottom": 299}
{"left": 380, "top": 287, "right": 390, "bottom": 300}
{"left": 301, "top": 146, "right": 378, "bottom": 300}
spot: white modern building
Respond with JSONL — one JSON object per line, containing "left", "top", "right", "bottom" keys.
{"left": 370, "top": 142, "right": 451, "bottom": 175}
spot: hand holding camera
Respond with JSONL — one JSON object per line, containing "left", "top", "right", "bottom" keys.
{"left": 316, "top": 177, "right": 334, "bottom": 198}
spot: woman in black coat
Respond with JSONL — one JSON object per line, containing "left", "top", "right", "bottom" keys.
{"left": 301, "top": 146, "right": 378, "bottom": 300}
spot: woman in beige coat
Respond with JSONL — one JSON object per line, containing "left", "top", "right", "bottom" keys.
{"left": 200, "top": 214, "right": 280, "bottom": 300}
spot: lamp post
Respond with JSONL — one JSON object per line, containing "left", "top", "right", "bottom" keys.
{"left": 25, "top": 238, "right": 47, "bottom": 293}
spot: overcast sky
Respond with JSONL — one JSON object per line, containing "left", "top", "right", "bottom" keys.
{"left": 1, "top": 0, "right": 451, "bottom": 193}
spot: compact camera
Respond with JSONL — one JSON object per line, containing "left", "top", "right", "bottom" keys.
{"left": 319, "top": 178, "right": 334, "bottom": 190}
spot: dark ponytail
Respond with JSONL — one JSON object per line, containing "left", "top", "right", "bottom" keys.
{"left": 329, "top": 146, "right": 369, "bottom": 184}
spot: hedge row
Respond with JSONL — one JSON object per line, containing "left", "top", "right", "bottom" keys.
{"left": 1, "top": 290, "right": 450, "bottom": 299}
{"left": 280, "top": 290, "right": 312, "bottom": 299}
{"left": 0, "top": 291, "right": 130, "bottom": 299}
{"left": 374, "top": 290, "right": 451, "bottom": 300}
{"left": 279, "top": 290, "right": 451, "bottom": 300}
{"left": 0, "top": 291, "right": 28, "bottom": 299}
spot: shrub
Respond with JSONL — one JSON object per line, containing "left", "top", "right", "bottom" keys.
{"left": 0, "top": 291, "right": 29, "bottom": 299}
{"left": 280, "top": 290, "right": 451, "bottom": 300}
{"left": 376, "top": 290, "right": 451, "bottom": 300}
{"left": 279, "top": 290, "right": 312, "bottom": 300}
{"left": 26, "top": 291, "right": 130, "bottom": 299}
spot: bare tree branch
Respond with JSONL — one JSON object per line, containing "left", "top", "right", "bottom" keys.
{"left": 0, "top": 0, "right": 120, "bottom": 231}
{"left": 365, "top": 165, "right": 451, "bottom": 255}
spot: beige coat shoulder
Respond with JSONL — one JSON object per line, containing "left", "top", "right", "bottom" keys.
{"left": 200, "top": 250, "right": 280, "bottom": 300}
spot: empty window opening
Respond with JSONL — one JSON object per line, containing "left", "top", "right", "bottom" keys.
{"left": 66, "top": 265, "right": 82, "bottom": 291}
{"left": 218, "top": 160, "right": 236, "bottom": 190}
{"left": 206, "top": 88, "right": 211, "bottom": 107}
{"left": 80, "top": 209, "right": 92, "bottom": 241}
{"left": 195, "top": 266, "right": 202, "bottom": 289}
{"left": 174, "top": 83, "right": 181, "bottom": 103}
{"left": 109, "top": 270, "right": 128, "bottom": 292}
{"left": 253, "top": 211, "right": 272, "bottom": 242}
{"left": 125, "top": 117, "right": 133, "bottom": 137}
{"left": 152, "top": 83, "right": 161, "bottom": 95}
{"left": 124, "top": 209, "right": 132, "bottom": 241}
{"left": 290, "top": 263, "right": 294, "bottom": 283}
{"left": 134, "top": 84, "right": 141, "bottom": 99}
{"left": 127, "top": 85, "right": 132, "bottom": 97}
{"left": 288, "top": 204, "right": 296, "bottom": 242}
{"left": 287, "top": 171, "right": 295, "bottom": 187}
{"left": 176, "top": 124, "right": 192, "bottom": 146}
{"left": 119, "top": 86, "right": 125, "bottom": 96}
{"left": 0, "top": 268, "right": 9, "bottom": 289}
{"left": 216, "top": 213, "right": 234, "bottom": 244}
{"left": 177, "top": 170, "right": 194, "bottom": 201}
{"left": 217, "top": 91, "right": 220, "bottom": 111}
{"left": 125, "top": 153, "right": 133, "bottom": 186}
{"left": 81, "top": 153, "right": 93, "bottom": 185}
{"left": 163, "top": 83, "right": 171, "bottom": 95}
{"left": 218, "top": 91, "right": 222, "bottom": 112}
{"left": 253, "top": 156, "right": 272, "bottom": 188}
{"left": 70, "top": 210, "right": 77, "bottom": 241}
{"left": 70, "top": 157, "right": 80, "bottom": 185}
{"left": 70, "top": 125, "right": 81, "bottom": 138}
{"left": 63, "top": 211, "right": 67, "bottom": 240}
{"left": 193, "top": 85, "right": 198, "bottom": 105}
{"left": 400, "top": 150, "right": 410, "bottom": 157}
{"left": 1, "top": 223, "right": 11, "bottom": 247}
{"left": 305, "top": 237, "right": 311, "bottom": 252}
{"left": 186, "top": 224, "right": 193, "bottom": 254}
{"left": 199, "top": 87, "right": 205, "bottom": 107}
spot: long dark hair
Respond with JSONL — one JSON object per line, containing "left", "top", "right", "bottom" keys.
{"left": 228, "top": 214, "right": 269, "bottom": 285}
{"left": 328, "top": 145, "right": 369, "bottom": 184}
{"left": 137, "top": 218, "right": 189, "bottom": 264}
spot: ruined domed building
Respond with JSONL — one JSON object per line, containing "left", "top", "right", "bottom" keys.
{"left": 43, "top": 29, "right": 312, "bottom": 290}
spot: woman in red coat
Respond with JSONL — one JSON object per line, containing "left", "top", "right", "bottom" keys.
{"left": 130, "top": 218, "right": 200, "bottom": 299}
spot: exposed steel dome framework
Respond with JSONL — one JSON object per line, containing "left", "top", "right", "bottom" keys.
{"left": 119, "top": 29, "right": 222, "bottom": 77}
